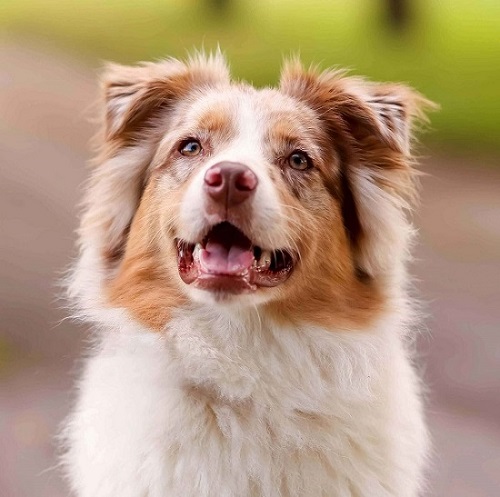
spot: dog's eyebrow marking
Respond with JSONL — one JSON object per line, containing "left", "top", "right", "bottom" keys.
{"left": 195, "top": 105, "right": 235, "bottom": 139}
{"left": 266, "top": 116, "right": 323, "bottom": 164}
{"left": 268, "top": 119, "right": 303, "bottom": 145}
{"left": 268, "top": 126, "right": 316, "bottom": 163}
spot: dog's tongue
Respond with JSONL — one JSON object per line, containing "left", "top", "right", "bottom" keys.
{"left": 200, "top": 240, "right": 254, "bottom": 275}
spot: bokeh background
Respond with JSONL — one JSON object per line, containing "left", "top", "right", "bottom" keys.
{"left": 0, "top": 1, "right": 499, "bottom": 496}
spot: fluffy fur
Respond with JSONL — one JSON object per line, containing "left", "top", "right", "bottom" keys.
{"left": 63, "top": 51, "right": 434, "bottom": 497}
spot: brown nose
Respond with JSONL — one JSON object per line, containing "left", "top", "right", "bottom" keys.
{"left": 204, "top": 162, "right": 258, "bottom": 208}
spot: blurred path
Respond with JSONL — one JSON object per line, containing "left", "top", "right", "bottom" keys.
{"left": 0, "top": 40, "right": 95, "bottom": 497}
{"left": 0, "top": 40, "right": 499, "bottom": 497}
{"left": 415, "top": 159, "right": 500, "bottom": 497}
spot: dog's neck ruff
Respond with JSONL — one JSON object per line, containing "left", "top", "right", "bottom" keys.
{"left": 101, "top": 304, "right": 400, "bottom": 404}
{"left": 65, "top": 304, "right": 427, "bottom": 497}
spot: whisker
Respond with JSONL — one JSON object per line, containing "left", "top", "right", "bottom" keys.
{"left": 277, "top": 203, "right": 310, "bottom": 216}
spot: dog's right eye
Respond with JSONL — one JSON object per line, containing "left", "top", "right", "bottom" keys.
{"left": 179, "top": 139, "right": 202, "bottom": 157}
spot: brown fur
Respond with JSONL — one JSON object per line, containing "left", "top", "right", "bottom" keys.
{"left": 102, "top": 56, "right": 230, "bottom": 140}
{"left": 264, "top": 155, "right": 385, "bottom": 330}
{"left": 194, "top": 105, "right": 236, "bottom": 140}
{"left": 107, "top": 179, "right": 187, "bottom": 330}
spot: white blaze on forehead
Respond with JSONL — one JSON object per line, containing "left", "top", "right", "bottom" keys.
{"left": 232, "top": 92, "right": 267, "bottom": 164}
{"left": 195, "top": 88, "right": 267, "bottom": 166}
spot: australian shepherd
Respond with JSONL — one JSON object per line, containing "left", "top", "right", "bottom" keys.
{"left": 64, "top": 52, "right": 434, "bottom": 497}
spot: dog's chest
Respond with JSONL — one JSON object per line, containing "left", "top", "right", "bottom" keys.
{"left": 159, "top": 317, "right": 384, "bottom": 494}
{"left": 161, "top": 392, "right": 346, "bottom": 497}
{"left": 77, "top": 317, "right": 390, "bottom": 497}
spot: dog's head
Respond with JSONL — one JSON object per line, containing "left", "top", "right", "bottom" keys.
{"left": 74, "top": 53, "right": 433, "bottom": 331}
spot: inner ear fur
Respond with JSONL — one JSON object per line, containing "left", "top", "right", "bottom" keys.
{"left": 80, "top": 52, "right": 231, "bottom": 272}
{"left": 280, "top": 60, "right": 436, "bottom": 279}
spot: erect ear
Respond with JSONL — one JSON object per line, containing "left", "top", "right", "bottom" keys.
{"left": 280, "top": 60, "right": 436, "bottom": 279}
{"left": 77, "top": 53, "right": 230, "bottom": 289}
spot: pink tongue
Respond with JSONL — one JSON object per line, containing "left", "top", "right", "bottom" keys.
{"left": 199, "top": 240, "right": 254, "bottom": 275}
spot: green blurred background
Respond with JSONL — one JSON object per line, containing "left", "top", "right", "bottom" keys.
{"left": 1, "top": 0, "right": 499, "bottom": 152}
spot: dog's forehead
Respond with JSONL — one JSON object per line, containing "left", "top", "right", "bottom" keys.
{"left": 181, "top": 85, "right": 319, "bottom": 132}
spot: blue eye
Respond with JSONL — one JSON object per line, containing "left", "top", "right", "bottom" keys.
{"left": 288, "top": 151, "right": 311, "bottom": 171}
{"left": 179, "top": 139, "right": 202, "bottom": 157}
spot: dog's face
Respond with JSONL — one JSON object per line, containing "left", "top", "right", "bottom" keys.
{"left": 78, "top": 54, "right": 432, "bottom": 331}
{"left": 151, "top": 86, "right": 339, "bottom": 302}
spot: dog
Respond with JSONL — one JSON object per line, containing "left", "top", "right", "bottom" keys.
{"left": 63, "top": 52, "right": 434, "bottom": 497}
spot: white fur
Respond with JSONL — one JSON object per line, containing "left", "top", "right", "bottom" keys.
{"left": 350, "top": 165, "right": 414, "bottom": 283}
{"left": 64, "top": 306, "right": 427, "bottom": 497}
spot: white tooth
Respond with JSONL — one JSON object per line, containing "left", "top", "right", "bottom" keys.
{"left": 193, "top": 243, "right": 202, "bottom": 260}
{"left": 258, "top": 250, "right": 272, "bottom": 269}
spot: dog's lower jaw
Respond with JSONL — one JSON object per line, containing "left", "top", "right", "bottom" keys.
{"left": 63, "top": 308, "right": 428, "bottom": 497}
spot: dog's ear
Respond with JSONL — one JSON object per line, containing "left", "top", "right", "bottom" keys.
{"left": 75, "top": 53, "right": 230, "bottom": 300}
{"left": 280, "top": 60, "right": 436, "bottom": 279}
{"left": 103, "top": 53, "right": 230, "bottom": 140}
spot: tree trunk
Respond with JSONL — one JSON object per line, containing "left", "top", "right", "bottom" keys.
{"left": 207, "top": 0, "right": 231, "bottom": 15}
{"left": 386, "top": 0, "right": 411, "bottom": 30}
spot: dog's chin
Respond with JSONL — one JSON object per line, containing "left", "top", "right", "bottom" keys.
{"left": 175, "top": 221, "right": 295, "bottom": 300}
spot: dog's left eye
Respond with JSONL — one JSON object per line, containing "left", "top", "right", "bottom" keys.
{"left": 179, "top": 139, "right": 202, "bottom": 157}
{"left": 288, "top": 151, "right": 311, "bottom": 171}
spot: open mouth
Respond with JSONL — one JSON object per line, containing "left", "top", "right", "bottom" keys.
{"left": 176, "top": 222, "right": 294, "bottom": 293}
